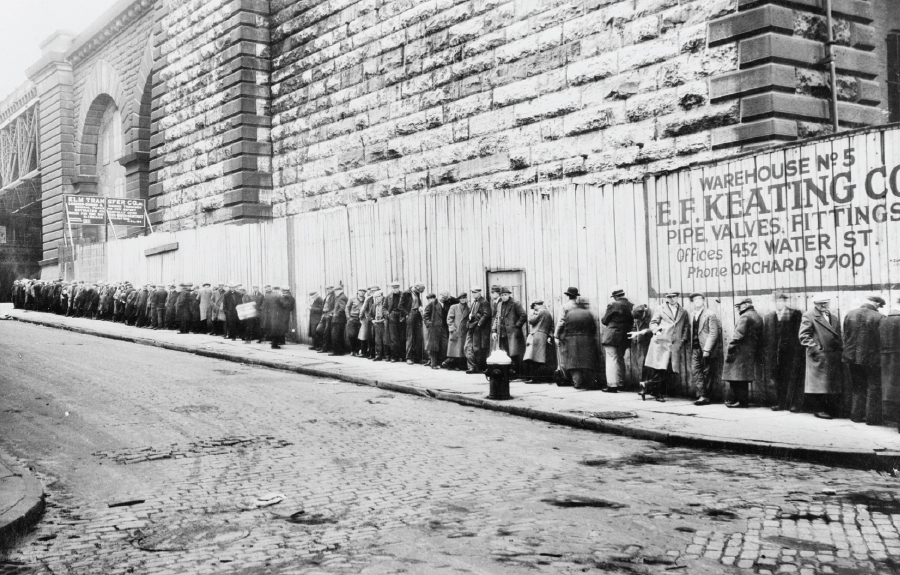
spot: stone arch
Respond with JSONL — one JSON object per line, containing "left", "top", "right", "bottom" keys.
{"left": 75, "top": 59, "right": 127, "bottom": 178}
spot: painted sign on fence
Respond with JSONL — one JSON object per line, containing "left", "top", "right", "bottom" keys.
{"left": 646, "top": 128, "right": 900, "bottom": 297}
{"left": 63, "top": 195, "right": 107, "bottom": 225}
{"left": 107, "top": 198, "right": 146, "bottom": 226}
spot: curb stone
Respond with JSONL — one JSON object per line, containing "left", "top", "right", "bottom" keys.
{"left": 0, "top": 451, "right": 45, "bottom": 548}
{"left": 10, "top": 314, "right": 892, "bottom": 472}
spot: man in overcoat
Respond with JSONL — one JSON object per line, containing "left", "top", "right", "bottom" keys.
{"left": 176, "top": 283, "right": 193, "bottom": 334}
{"left": 443, "top": 292, "right": 469, "bottom": 370}
{"left": 638, "top": 287, "right": 689, "bottom": 402}
{"left": 523, "top": 299, "right": 555, "bottom": 381}
{"left": 223, "top": 284, "right": 241, "bottom": 340}
{"left": 764, "top": 293, "right": 806, "bottom": 412}
{"left": 308, "top": 290, "right": 324, "bottom": 350}
{"left": 198, "top": 283, "right": 213, "bottom": 333}
{"left": 688, "top": 293, "right": 722, "bottom": 406}
{"left": 366, "top": 287, "right": 387, "bottom": 361}
{"left": 722, "top": 297, "right": 763, "bottom": 408}
{"left": 165, "top": 284, "right": 179, "bottom": 329}
{"left": 402, "top": 283, "right": 426, "bottom": 365}
{"left": 134, "top": 284, "right": 150, "bottom": 327}
{"left": 317, "top": 285, "right": 335, "bottom": 353}
{"left": 491, "top": 287, "right": 527, "bottom": 374}
{"left": 330, "top": 286, "right": 348, "bottom": 356}
{"left": 385, "top": 282, "right": 405, "bottom": 362}
{"left": 345, "top": 288, "right": 366, "bottom": 356}
{"left": 150, "top": 284, "right": 167, "bottom": 329}
{"left": 554, "top": 292, "right": 600, "bottom": 390}
{"left": 843, "top": 295, "right": 885, "bottom": 424}
{"left": 266, "top": 286, "right": 291, "bottom": 349}
{"left": 799, "top": 295, "right": 844, "bottom": 419}
{"left": 879, "top": 297, "right": 900, "bottom": 432}
{"left": 465, "top": 287, "right": 492, "bottom": 373}
{"left": 600, "top": 286, "right": 634, "bottom": 392}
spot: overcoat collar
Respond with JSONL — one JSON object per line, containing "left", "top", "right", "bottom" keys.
{"left": 662, "top": 302, "right": 683, "bottom": 321}
{"left": 813, "top": 307, "right": 839, "bottom": 336}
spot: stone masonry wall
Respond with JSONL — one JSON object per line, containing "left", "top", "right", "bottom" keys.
{"left": 148, "top": 0, "right": 273, "bottom": 231}
{"left": 268, "top": 0, "right": 745, "bottom": 216}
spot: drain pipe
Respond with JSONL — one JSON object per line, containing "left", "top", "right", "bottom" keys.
{"left": 826, "top": 0, "right": 839, "bottom": 132}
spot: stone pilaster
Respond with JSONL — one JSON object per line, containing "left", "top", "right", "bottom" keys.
{"left": 26, "top": 32, "right": 77, "bottom": 268}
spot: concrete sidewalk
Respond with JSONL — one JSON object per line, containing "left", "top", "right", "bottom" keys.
{"left": 0, "top": 450, "right": 44, "bottom": 548}
{"left": 5, "top": 304, "right": 900, "bottom": 471}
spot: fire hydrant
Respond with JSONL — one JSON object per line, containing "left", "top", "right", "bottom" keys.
{"left": 484, "top": 348, "right": 513, "bottom": 400}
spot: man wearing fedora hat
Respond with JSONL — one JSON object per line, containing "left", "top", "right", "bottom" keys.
{"left": 637, "top": 287, "right": 689, "bottom": 402}
{"left": 722, "top": 297, "right": 763, "bottom": 408}
{"left": 491, "top": 286, "right": 527, "bottom": 373}
{"left": 843, "top": 295, "right": 886, "bottom": 424}
{"left": 799, "top": 295, "right": 844, "bottom": 419}
{"left": 601, "top": 286, "right": 634, "bottom": 393}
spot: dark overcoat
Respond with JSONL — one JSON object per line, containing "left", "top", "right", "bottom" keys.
{"left": 842, "top": 305, "right": 883, "bottom": 367}
{"left": 424, "top": 299, "right": 447, "bottom": 353}
{"left": 722, "top": 306, "right": 763, "bottom": 381}
{"left": 266, "top": 295, "right": 291, "bottom": 337}
{"left": 557, "top": 306, "right": 599, "bottom": 371}
{"left": 880, "top": 311, "right": 900, "bottom": 405}
{"left": 492, "top": 299, "right": 527, "bottom": 357}
{"left": 467, "top": 296, "right": 492, "bottom": 351}
{"left": 332, "top": 292, "right": 348, "bottom": 324}
{"left": 601, "top": 298, "right": 634, "bottom": 348}
{"left": 308, "top": 296, "right": 324, "bottom": 337}
{"left": 799, "top": 307, "right": 844, "bottom": 394}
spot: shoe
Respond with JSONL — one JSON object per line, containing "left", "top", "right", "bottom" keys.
{"left": 465, "top": 370, "right": 478, "bottom": 374}
{"left": 771, "top": 405, "right": 784, "bottom": 411}
{"left": 814, "top": 411, "right": 833, "bottom": 420}
{"left": 639, "top": 381, "right": 647, "bottom": 401}
{"left": 655, "top": 396, "right": 667, "bottom": 402}
{"left": 406, "top": 360, "right": 414, "bottom": 365}
{"left": 694, "top": 398, "right": 710, "bottom": 406}
{"left": 725, "top": 401, "right": 748, "bottom": 408}
{"left": 271, "top": 345, "right": 281, "bottom": 349}
{"left": 374, "top": 357, "right": 382, "bottom": 362}
{"left": 789, "top": 407, "right": 801, "bottom": 413}
{"left": 601, "top": 387, "right": 618, "bottom": 393}
{"left": 850, "top": 418, "right": 865, "bottom": 423}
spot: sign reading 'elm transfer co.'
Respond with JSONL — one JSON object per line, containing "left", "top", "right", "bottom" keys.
{"left": 106, "top": 198, "right": 146, "bottom": 226}
{"left": 646, "top": 127, "right": 900, "bottom": 298}
{"left": 63, "top": 195, "right": 107, "bottom": 225}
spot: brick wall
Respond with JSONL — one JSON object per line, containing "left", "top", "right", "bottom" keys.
{"left": 268, "top": 0, "right": 745, "bottom": 216}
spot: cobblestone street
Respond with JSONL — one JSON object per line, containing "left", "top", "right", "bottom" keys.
{"left": 1, "top": 321, "right": 899, "bottom": 575}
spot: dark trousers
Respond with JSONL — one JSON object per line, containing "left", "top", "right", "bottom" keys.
{"left": 243, "top": 318, "right": 259, "bottom": 342}
{"left": 387, "top": 314, "right": 404, "bottom": 360}
{"left": 154, "top": 308, "right": 165, "bottom": 328}
{"left": 406, "top": 312, "right": 424, "bottom": 362}
{"left": 807, "top": 393, "right": 839, "bottom": 417}
{"left": 497, "top": 337, "right": 521, "bottom": 373}
{"left": 320, "top": 317, "right": 333, "bottom": 351}
{"left": 331, "top": 322, "right": 346, "bottom": 355}
{"left": 225, "top": 315, "right": 240, "bottom": 339}
{"left": 691, "top": 348, "right": 714, "bottom": 398}
{"left": 849, "top": 363, "right": 882, "bottom": 424}
{"left": 646, "top": 366, "right": 671, "bottom": 397}
{"left": 373, "top": 322, "right": 386, "bottom": 358}
{"left": 346, "top": 319, "right": 361, "bottom": 354}
{"left": 774, "top": 361, "right": 804, "bottom": 411}
{"left": 727, "top": 380, "right": 750, "bottom": 404}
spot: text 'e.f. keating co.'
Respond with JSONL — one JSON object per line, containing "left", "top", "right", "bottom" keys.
{"left": 652, "top": 144, "right": 900, "bottom": 286}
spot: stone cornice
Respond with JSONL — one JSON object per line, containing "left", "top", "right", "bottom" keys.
{"left": 66, "top": 0, "right": 157, "bottom": 65}
{"left": 0, "top": 82, "right": 38, "bottom": 126}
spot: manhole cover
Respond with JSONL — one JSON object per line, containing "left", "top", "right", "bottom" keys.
{"left": 132, "top": 521, "right": 250, "bottom": 551}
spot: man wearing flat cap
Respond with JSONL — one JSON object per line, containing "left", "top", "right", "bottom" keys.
{"left": 385, "top": 281, "right": 405, "bottom": 362}
{"left": 401, "top": 283, "right": 427, "bottom": 365}
{"left": 317, "top": 285, "right": 336, "bottom": 353}
{"left": 880, "top": 297, "right": 900, "bottom": 432}
{"left": 722, "top": 297, "right": 763, "bottom": 408}
{"left": 491, "top": 287, "right": 527, "bottom": 374}
{"left": 688, "top": 293, "right": 722, "bottom": 406}
{"left": 764, "top": 292, "right": 805, "bottom": 412}
{"left": 330, "top": 285, "right": 349, "bottom": 356}
{"left": 600, "top": 286, "right": 634, "bottom": 393}
{"left": 636, "top": 288, "right": 689, "bottom": 402}
{"left": 466, "top": 287, "right": 492, "bottom": 373}
{"left": 843, "top": 295, "right": 886, "bottom": 424}
{"left": 345, "top": 288, "right": 367, "bottom": 356}
{"left": 365, "top": 286, "right": 387, "bottom": 361}
{"left": 523, "top": 299, "right": 555, "bottom": 380}
{"left": 307, "top": 290, "right": 324, "bottom": 350}
{"left": 799, "top": 295, "right": 844, "bottom": 419}
{"left": 444, "top": 292, "right": 470, "bottom": 370}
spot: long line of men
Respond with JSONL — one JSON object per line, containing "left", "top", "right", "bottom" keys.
{"left": 10, "top": 277, "right": 900, "bottom": 431}
{"left": 9, "top": 279, "right": 296, "bottom": 349}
